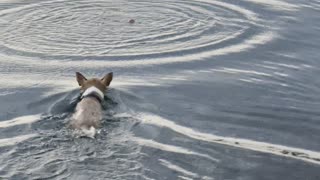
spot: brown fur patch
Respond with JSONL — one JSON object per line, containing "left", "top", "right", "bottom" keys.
{"left": 80, "top": 78, "right": 107, "bottom": 92}
{"left": 76, "top": 72, "right": 113, "bottom": 92}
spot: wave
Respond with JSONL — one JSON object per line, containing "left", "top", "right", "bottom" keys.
{"left": 137, "top": 112, "right": 320, "bottom": 165}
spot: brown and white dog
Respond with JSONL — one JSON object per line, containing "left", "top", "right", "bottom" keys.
{"left": 70, "top": 72, "right": 113, "bottom": 138}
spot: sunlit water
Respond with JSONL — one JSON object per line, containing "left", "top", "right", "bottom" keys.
{"left": 0, "top": 0, "right": 320, "bottom": 179}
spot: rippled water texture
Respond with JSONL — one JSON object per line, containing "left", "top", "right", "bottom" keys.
{"left": 0, "top": 0, "right": 320, "bottom": 179}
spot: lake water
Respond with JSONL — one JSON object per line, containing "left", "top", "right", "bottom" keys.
{"left": 0, "top": 0, "right": 320, "bottom": 179}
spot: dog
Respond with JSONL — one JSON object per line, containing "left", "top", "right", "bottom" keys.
{"left": 70, "top": 72, "right": 113, "bottom": 138}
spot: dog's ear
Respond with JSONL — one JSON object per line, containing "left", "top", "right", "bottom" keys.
{"left": 101, "top": 72, "right": 113, "bottom": 86}
{"left": 76, "top": 72, "right": 87, "bottom": 86}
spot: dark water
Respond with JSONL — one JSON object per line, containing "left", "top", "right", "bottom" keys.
{"left": 0, "top": 0, "right": 320, "bottom": 179}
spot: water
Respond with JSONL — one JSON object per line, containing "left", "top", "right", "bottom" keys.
{"left": 0, "top": 0, "right": 320, "bottom": 179}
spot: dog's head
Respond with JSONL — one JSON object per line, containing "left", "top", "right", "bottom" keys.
{"left": 76, "top": 72, "right": 113, "bottom": 93}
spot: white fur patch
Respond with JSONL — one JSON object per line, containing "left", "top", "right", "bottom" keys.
{"left": 81, "top": 86, "right": 104, "bottom": 101}
{"left": 81, "top": 126, "right": 96, "bottom": 139}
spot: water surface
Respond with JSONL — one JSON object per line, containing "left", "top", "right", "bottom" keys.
{"left": 0, "top": 0, "right": 320, "bottom": 179}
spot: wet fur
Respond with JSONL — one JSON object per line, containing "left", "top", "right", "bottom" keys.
{"left": 70, "top": 97, "right": 102, "bottom": 129}
{"left": 70, "top": 72, "right": 113, "bottom": 137}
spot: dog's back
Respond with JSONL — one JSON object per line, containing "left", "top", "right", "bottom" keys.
{"left": 70, "top": 97, "right": 102, "bottom": 137}
{"left": 70, "top": 72, "right": 113, "bottom": 138}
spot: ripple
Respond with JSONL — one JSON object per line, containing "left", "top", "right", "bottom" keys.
{"left": 0, "top": 114, "right": 41, "bottom": 128}
{"left": 242, "top": 0, "right": 299, "bottom": 11}
{"left": 132, "top": 136, "right": 218, "bottom": 162}
{"left": 0, "top": 134, "right": 38, "bottom": 147}
{"left": 0, "top": 31, "right": 274, "bottom": 68}
{"left": 0, "top": 0, "right": 273, "bottom": 67}
{"left": 159, "top": 159, "right": 199, "bottom": 178}
{"left": 137, "top": 112, "right": 320, "bottom": 165}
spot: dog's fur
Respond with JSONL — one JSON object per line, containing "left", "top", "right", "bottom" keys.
{"left": 70, "top": 72, "right": 113, "bottom": 138}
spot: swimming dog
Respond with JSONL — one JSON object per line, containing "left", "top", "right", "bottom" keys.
{"left": 70, "top": 72, "right": 113, "bottom": 138}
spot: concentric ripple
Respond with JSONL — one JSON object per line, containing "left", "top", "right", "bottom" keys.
{"left": 0, "top": 0, "right": 271, "bottom": 64}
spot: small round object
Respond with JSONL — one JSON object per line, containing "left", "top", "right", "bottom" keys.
{"left": 129, "top": 19, "right": 135, "bottom": 24}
